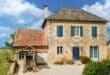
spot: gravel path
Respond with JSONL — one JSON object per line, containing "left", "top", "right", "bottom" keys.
{"left": 18, "top": 64, "right": 85, "bottom": 75}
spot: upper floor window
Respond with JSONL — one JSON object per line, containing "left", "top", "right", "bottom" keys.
{"left": 57, "top": 46, "right": 63, "bottom": 54}
{"left": 71, "top": 26, "right": 83, "bottom": 37}
{"left": 57, "top": 25, "right": 63, "bottom": 37}
{"left": 91, "top": 26, "right": 97, "bottom": 37}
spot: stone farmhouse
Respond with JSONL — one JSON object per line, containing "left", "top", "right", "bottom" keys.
{"left": 14, "top": 5, "right": 108, "bottom": 71}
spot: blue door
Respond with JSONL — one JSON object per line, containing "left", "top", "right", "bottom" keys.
{"left": 73, "top": 47, "right": 79, "bottom": 60}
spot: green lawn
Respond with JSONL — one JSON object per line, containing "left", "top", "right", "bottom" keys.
{"left": 0, "top": 48, "right": 15, "bottom": 75}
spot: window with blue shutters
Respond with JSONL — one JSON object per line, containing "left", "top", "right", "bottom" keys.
{"left": 92, "top": 26, "right": 97, "bottom": 37}
{"left": 71, "top": 26, "right": 83, "bottom": 37}
{"left": 57, "top": 25, "right": 63, "bottom": 37}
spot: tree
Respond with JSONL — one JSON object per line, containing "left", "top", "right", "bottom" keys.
{"left": 5, "top": 33, "right": 15, "bottom": 49}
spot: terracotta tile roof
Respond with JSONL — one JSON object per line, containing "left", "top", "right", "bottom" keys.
{"left": 14, "top": 28, "right": 48, "bottom": 47}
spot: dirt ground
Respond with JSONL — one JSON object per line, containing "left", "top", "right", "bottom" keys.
{"left": 18, "top": 64, "right": 85, "bottom": 75}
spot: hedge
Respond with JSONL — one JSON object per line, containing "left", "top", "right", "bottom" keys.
{"left": 83, "top": 60, "right": 110, "bottom": 75}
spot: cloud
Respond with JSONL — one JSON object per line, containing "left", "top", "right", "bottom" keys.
{"left": 0, "top": 0, "right": 51, "bottom": 47}
{"left": 0, "top": 26, "right": 14, "bottom": 46}
{"left": 82, "top": 0, "right": 110, "bottom": 40}
{"left": 28, "top": 20, "right": 44, "bottom": 29}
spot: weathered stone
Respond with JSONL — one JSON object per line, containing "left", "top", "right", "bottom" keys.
{"left": 44, "top": 21, "right": 107, "bottom": 63}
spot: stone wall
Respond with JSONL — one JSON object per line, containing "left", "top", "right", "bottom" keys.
{"left": 107, "top": 44, "right": 110, "bottom": 59}
{"left": 44, "top": 20, "right": 107, "bottom": 63}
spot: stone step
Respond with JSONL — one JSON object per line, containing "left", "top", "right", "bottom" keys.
{"left": 74, "top": 61, "right": 82, "bottom": 65}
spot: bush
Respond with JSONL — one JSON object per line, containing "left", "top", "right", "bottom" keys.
{"left": 66, "top": 60, "right": 74, "bottom": 64}
{"left": 83, "top": 60, "right": 110, "bottom": 75}
{"left": 54, "top": 59, "right": 74, "bottom": 65}
{"left": 54, "top": 60, "right": 64, "bottom": 65}
{"left": 80, "top": 56, "right": 91, "bottom": 64}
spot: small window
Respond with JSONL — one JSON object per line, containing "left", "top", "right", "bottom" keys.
{"left": 91, "top": 26, "right": 97, "bottom": 37}
{"left": 57, "top": 25, "right": 63, "bottom": 37}
{"left": 19, "top": 53, "right": 24, "bottom": 60}
{"left": 57, "top": 46, "right": 63, "bottom": 54}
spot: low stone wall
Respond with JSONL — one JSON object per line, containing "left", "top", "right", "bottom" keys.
{"left": 7, "top": 63, "right": 15, "bottom": 75}
{"left": 107, "top": 45, "right": 110, "bottom": 59}
{"left": 7, "top": 62, "right": 19, "bottom": 75}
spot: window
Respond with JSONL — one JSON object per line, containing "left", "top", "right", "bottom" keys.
{"left": 90, "top": 46, "right": 99, "bottom": 61}
{"left": 57, "top": 46, "right": 63, "bottom": 54}
{"left": 71, "top": 26, "right": 83, "bottom": 37}
{"left": 19, "top": 53, "right": 24, "bottom": 60}
{"left": 57, "top": 25, "right": 63, "bottom": 37}
{"left": 91, "top": 26, "right": 97, "bottom": 37}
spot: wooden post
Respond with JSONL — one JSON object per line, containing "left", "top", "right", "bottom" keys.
{"left": 16, "top": 50, "right": 19, "bottom": 61}
{"left": 33, "top": 52, "right": 36, "bottom": 72}
{"left": 23, "top": 53, "right": 27, "bottom": 73}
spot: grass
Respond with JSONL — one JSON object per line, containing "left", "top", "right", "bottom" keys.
{"left": 0, "top": 48, "right": 15, "bottom": 75}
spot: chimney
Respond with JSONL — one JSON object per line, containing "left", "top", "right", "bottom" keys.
{"left": 44, "top": 5, "right": 48, "bottom": 18}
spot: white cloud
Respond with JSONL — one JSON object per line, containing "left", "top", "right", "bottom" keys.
{"left": 28, "top": 20, "right": 43, "bottom": 29}
{"left": 0, "top": 26, "right": 14, "bottom": 38}
{"left": 0, "top": 26, "right": 13, "bottom": 33}
{"left": 0, "top": 0, "right": 51, "bottom": 47}
{"left": 82, "top": 0, "right": 110, "bottom": 40}
{"left": 0, "top": 0, "right": 46, "bottom": 20}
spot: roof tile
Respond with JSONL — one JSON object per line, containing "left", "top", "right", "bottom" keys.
{"left": 14, "top": 28, "right": 48, "bottom": 47}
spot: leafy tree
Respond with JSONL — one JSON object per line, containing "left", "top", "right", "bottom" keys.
{"left": 4, "top": 33, "right": 15, "bottom": 62}
{"left": 5, "top": 33, "right": 15, "bottom": 49}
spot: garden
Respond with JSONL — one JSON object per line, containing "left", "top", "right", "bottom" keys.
{"left": 0, "top": 48, "right": 15, "bottom": 75}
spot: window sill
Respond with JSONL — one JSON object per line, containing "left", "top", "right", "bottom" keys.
{"left": 72, "top": 36, "right": 82, "bottom": 39}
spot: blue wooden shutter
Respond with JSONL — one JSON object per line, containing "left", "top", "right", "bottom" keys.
{"left": 57, "top": 26, "right": 63, "bottom": 37}
{"left": 71, "top": 26, "right": 75, "bottom": 36}
{"left": 92, "top": 26, "right": 97, "bottom": 37}
{"left": 80, "top": 26, "right": 83, "bottom": 36}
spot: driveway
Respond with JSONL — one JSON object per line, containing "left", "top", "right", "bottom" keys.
{"left": 18, "top": 64, "right": 85, "bottom": 75}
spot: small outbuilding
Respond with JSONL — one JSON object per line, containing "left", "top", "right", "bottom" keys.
{"left": 14, "top": 28, "right": 48, "bottom": 72}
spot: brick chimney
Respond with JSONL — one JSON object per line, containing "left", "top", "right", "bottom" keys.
{"left": 44, "top": 5, "right": 48, "bottom": 18}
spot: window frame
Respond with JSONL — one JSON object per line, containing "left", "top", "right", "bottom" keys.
{"left": 19, "top": 53, "right": 24, "bottom": 60}
{"left": 90, "top": 46, "right": 99, "bottom": 61}
{"left": 57, "top": 46, "right": 63, "bottom": 54}
{"left": 71, "top": 26, "right": 83, "bottom": 37}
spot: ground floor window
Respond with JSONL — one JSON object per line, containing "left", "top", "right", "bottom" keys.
{"left": 90, "top": 46, "right": 99, "bottom": 61}
{"left": 19, "top": 52, "right": 25, "bottom": 60}
{"left": 57, "top": 46, "right": 63, "bottom": 54}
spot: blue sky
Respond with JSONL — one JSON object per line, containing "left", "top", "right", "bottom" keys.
{"left": 27, "top": 0, "right": 105, "bottom": 11}
{"left": 0, "top": 0, "right": 110, "bottom": 47}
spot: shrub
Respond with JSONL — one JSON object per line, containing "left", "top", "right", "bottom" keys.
{"left": 54, "top": 60, "right": 64, "bottom": 65}
{"left": 80, "top": 56, "right": 91, "bottom": 64}
{"left": 83, "top": 60, "right": 110, "bottom": 75}
{"left": 54, "top": 59, "right": 74, "bottom": 65}
{"left": 66, "top": 60, "right": 74, "bottom": 64}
